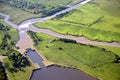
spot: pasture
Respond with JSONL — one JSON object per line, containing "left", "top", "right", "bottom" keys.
{"left": 35, "top": 0, "right": 120, "bottom": 42}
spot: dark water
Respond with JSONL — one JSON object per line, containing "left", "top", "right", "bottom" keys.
{"left": 26, "top": 49, "right": 97, "bottom": 80}
{"left": 26, "top": 49, "right": 45, "bottom": 68}
{"left": 30, "top": 66, "right": 97, "bottom": 80}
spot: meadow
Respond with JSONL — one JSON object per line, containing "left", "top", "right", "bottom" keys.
{"left": 0, "top": 3, "right": 42, "bottom": 24}
{"left": 28, "top": 31, "right": 120, "bottom": 80}
{"left": 35, "top": 0, "right": 120, "bottom": 42}
{"left": 0, "top": 0, "right": 81, "bottom": 24}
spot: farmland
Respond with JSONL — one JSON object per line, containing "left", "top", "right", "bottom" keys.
{"left": 34, "top": 0, "right": 120, "bottom": 42}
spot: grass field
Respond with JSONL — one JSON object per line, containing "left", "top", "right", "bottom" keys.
{"left": 3, "top": 58, "right": 35, "bottom": 80}
{"left": 27, "top": 0, "right": 81, "bottom": 5}
{"left": 0, "top": 20, "right": 18, "bottom": 43}
{"left": 35, "top": 0, "right": 120, "bottom": 42}
{"left": 28, "top": 32, "right": 120, "bottom": 80}
{"left": 0, "top": 0, "right": 81, "bottom": 24}
{"left": 95, "top": 45, "right": 120, "bottom": 56}
{"left": 0, "top": 3, "right": 42, "bottom": 24}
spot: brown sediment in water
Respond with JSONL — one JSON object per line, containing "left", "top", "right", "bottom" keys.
{"left": 16, "top": 31, "right": 34, "bottom": 53}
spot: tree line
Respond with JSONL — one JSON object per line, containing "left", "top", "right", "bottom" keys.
{"left": 27, "top": 31, "right": 42, "bottom": 46}
{"left": 1, "top": 0, "right": 45, "bottom": 14}
{"left": 0, "top": 22, "right": 31, "bottom": 73}
{"left": 1, "top": 0, "right": 67, "bottom": 16}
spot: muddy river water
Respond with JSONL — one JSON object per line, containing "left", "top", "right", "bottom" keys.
{"left": 0, "top": 0, "right": 120, "bottom": 80}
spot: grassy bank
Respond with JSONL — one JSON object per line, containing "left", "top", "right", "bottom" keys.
{"left": 28, "top": 31, "right": 120, "bottom": 80}
{"left": 0, "top": 0, "right": 81, "bottom": 24}
{"left": 95, "top": 45, "right": 120, "bottom": 56}
{"left": 0, "top": 3, "right": 42, "bottom": 24}
{"left": 0, "top": 20, "right": 18, "bottom": 44}
{"left": 0, "top": 20, "right": 18, "bottom": 55}
{"left": 0, "top": 21, "right": 35, "bottom": 80}
{"left": 34, "top": 0, "right": 120, "bottom": 42}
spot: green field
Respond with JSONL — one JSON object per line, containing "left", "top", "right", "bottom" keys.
{"left": 0, "top": 3, "right": 42, "bottom": 24}
{"left": 35, "top": 0, "right": 120, "bottom": 42}
{"left": 95, "top": 45, "right": 120, "bottom": 56}
{"left": 28, "top": 31, "right": 120, "bottom": 80}
{"left": 0, "top": 0, "right": 81, "bottom": 24}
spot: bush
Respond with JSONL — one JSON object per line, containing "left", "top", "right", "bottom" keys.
{"left": 59, "top": 38, "right": 77, "bottom": 43}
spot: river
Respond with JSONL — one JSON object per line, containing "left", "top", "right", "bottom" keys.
{"left": 0, "top": 0, "right": 120, "bottom": 80}
{"left": 1, "top": 0, "right": 120, "bottom": 53}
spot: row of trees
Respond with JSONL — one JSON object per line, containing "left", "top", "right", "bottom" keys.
{"left": 28, "top": 31, "right": 42, "bottom": 46}
{"left": 1, "top": 0, "right": 67, "bottom": 16}
{"left": 1, "top": 0, "right": 45, "bottom": 14}
{"left": 0, "top": 22, "right": 31, "bottom": 73}
{"left": 8, "top": 52, "right": 31, "bottom": 68}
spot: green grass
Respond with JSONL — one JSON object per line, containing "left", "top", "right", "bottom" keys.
{"left": 7, "top": 28, "right": 18, "bottom": 43}
{"left": 0, "top": 0, "right": 82, "bottom": 24}
{"left": 35, "top": 0, "right": 120, "bottom": 42}
{"left": 0, "top": 20, "right": 18, "bottom": 43}
{"left": 28, "top": 32, "right": 120, "bottom": 80}
{"left": 0, "top": 31, "right": 3, "bottom": 45}
{"left": 0, "top": 3, "right": 42, "bottom": 24}
{"left": 0, "top": 20, "right": 18, "bottom": 55}
{"left": 3, "top": 58, "right": 35, "bottom": 80}
{"left": 96, "top": 45, "right": 120, "bottom": 56}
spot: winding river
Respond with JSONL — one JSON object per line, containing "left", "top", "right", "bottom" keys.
{"left": 0, "top": 0, "right": 120, "bottom": 53}
{"left": 0, "top": 0, "right": 120, "bottom": 79}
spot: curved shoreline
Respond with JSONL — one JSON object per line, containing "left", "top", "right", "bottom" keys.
{"left": 29, "top": 25, "right": 120, "bottom": 48}
{"left": 0, "top": 0, "right": 120, "bottom": 80}
{"left": 0, "top": 0, "right": 120, "bottom": 52}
